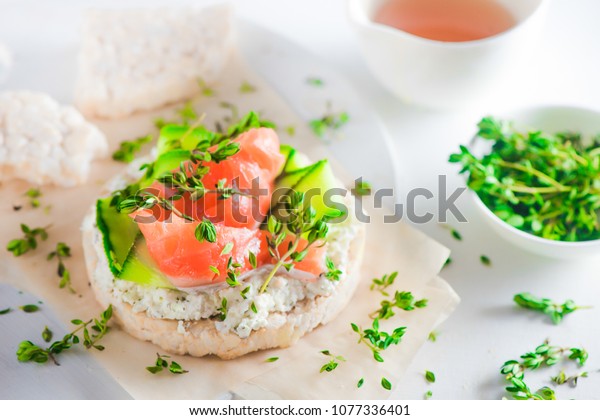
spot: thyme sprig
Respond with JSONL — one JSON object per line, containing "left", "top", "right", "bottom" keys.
{"left": 6, "top": 224, "right": 50, "bottom": 256}
{"left": 514, "top": 292, "right": 591, "bottom": 324}
{"left": 259, "top": 191, "right": 330, "bottom": 293}
{"left": 146, "top": 353, "right": 188, "bottom": 375}
{"left": 16, "top": 305, "right": 113, "bottom": 365}
{"left": 351, "top": 319, "right": 406, "bottom": 363}
{"left": 24, "top": 188, "right": 42, "bottom": 208}
{"left": 551, "top": 370, "right": 589, "bottom": 387}
{"left": 319, "top": 350, "right": 346, "bottom": 373}
{"left": 47, "top": 242, "right": 74, "bottom": 293}
{"left": 310, "top": 104, "right": 349, "bottom": 139}
{"left": 323, "top": 257, "right": 342, "bottom": 281}
{"left": 370, "top": 271, "right": 397, "bottom": 296}
{"left": 370, "top": 291, "right": 428, "bottom": 320}
{"left": 500, "top": 340, "right": 588, "bottom": 400}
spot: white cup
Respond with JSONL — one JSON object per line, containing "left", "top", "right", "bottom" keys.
{"left": 348, "top": 0, "right": 548, "bottom": 109}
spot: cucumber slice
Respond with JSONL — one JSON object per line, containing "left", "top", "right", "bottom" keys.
{"left": 292, "top": 160, "right": 344, "bottom": 218}
{"left": 278, "top": 144, "right": 312, "bottom": 176}
{"left": 139, "top": 149, "right": 191, "bottom": 187}
{"left": 276, "top": 160, "right": 322, "bottom": 190}
{"left": 274, "top": 159, "right": 344, "bottom": 219}
{"left": 118, "top": 236, "right": 175, "bottom": 289}
{"left": 96, "top": 198, "right": 140, "bottom": 275}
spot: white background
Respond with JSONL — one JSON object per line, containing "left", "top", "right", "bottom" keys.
{"left": 2, "top": 0, "right": 600, "bottom": 399}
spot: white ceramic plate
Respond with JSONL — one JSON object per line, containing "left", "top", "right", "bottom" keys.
{"left": 0, "top": 16, "right": 397, "bottom": 398}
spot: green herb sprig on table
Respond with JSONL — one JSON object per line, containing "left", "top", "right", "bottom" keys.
{"left": 239, "top": 81, "right": 256, "bottom": 93}
{"left": 24, "top": 188, "right": 42, "bottom": 208}
{"left": 551, "top": 370, "right": 588, "bottom": 387}
{"left": 319, "top": 350, "right": 346, "bottom": 373}
{"left": 514, "top": 292, "right": 591, "bottom": 324}
{"left": 309, "top": 102, "right": 349, "bottom": 139}
{"left": 16, "top": 305, "right": 113, "bottom": 365}
{"left": 47, "top": 242, "right": 74, "bottom": 293}
{"left": 6, "top": 224, "right": 50, "bottom": 256}
{"left": 351, "top": 319, "right": 406, "bottom": 363}
{"left": 500, "top": 340, "right": 588, "bottom": 400}
{"left": 146, "top": 353, "right": 188, "bottom": 375}
{"left": 112, "top": 135, "right": 153, "bottom": 163}
{"left": 450, "top": 117, "right": 600, "bottom": 241}
{"left": 370, "top": 291, "right": 427, "bottom": 320}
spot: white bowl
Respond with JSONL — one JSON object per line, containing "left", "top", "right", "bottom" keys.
{"left": 469, "top": 105, "right": 600, "bottom": 259}
{"left": 348, "top": 0, "right": 547, "bottom": 109}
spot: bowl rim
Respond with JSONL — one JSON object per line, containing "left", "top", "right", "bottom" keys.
{"left": 467, "top": 104, "right": 600, "bottom": 249}
{"left": 347, "top": 0, "right": 548, "bottom": 49}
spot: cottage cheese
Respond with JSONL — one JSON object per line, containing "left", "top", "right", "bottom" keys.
{"left": 0, "top": 91, "right": 107, "bottom": 186}
{"left": 75, "top": 5, "right": 233, "bottom": 119}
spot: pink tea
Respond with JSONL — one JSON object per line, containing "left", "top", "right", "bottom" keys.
{"left": 374, "top": 0, "right": 517, "bottom": 42}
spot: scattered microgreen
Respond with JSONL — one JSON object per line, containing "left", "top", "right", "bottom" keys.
{"left": 513, "top": 292, "right": 590, "bottom": 325}
{"left": 249, "top": 251, "right": 257, "bottom": 269}
{"left": 381, "top": 377, "right": 392, "bottom": 391}
{"left": 239, "top": 81, "right": 256, "bottom": 93}
{"left": 551, "top": 370, "right": 588, "bottom": 387}
{"left": 307, "top": 77, "right": 324, "bottom": 87}
{"left": 217, "top": 298, "right": 227, "bottom": 321}
{"left": 112, "top": 135, "right": 152, "bottom": 163}
{"left": 425, "top": 370, "right": 436, "bottom": 383}
{"left": 146, "top": 353, "right": 188, "bottom": 375}
{"left": 424, "top": 390, "right": 433, "bottom": 400}
{"left": 443, "top": 257, "right": 452, "bottom": 268}
{"left": 451, "top": 229, "right": 462, "bottom": 241}
{"left": 351, "top": 319, "right": 406, "bottom": 363}
{"left": 221, "top": 242, "right": 234, "bottom": 256}
{"left": 357, "top": 378, "right": 364, "bottom": 388}
{"left": 24, "top": 188, "right": 42, "bottom": 208}
{"left": 6, "top": 224, "right": 50, "bottom": 256}
{"left": 250, "top": 302, "right": 258, "bottom": 314}
{"left": 450, "top": 117, "right": 600, "bottom": 242}
{"left": 16, "top": 305, "right": 112, "bottom": 365}
{"left": 195, "top": 219, "right": 217, "bottom": 243}
{"left": 209, "top": 265, "right": 220, "bottom": 276}
{"left": 285, "top": 125, "right": 296, "bottom": 136}
{"left": 480, "top": 255, "right": 491, "bottom": 266}
{"left": 265, "top": 357, "right": 279, "bottom": 363}
{"left": 197, "top": 78, "right": 215, "bottom": 96}
{"left": 370, "top": 271, "right": 398, "bottom": 296}
{"left": 500, "top": 340, "right": 588, "bottom": 400}
{"left": 20, "top": 304, "right": 40, "bottom": 313}
{"left": 428, "top": 331, "right": 438, "bottom": 342}
{"left": 324, "top": 257, "right": 342, "bottom": 281}
{"left": 310, "top": 107, "right": 349, "bottom": 139}
{"left": 319, "top": 350, "right": 346, "bottom": 373}
{"left": 0, "top": 308, "right": 12, "bottom": 315}
{"left": 42, "top": 326, "right": 53, "bottom": 343}
{"left": 240, "top": 286, "right": 250, "bottom": 300}
{"left": 47, "top": 242, "right": 74, "bottom": 293}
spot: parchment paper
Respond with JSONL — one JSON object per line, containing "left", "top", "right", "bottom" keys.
{"left": 0, "top": 52, "right": 459, "bottom": 399}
